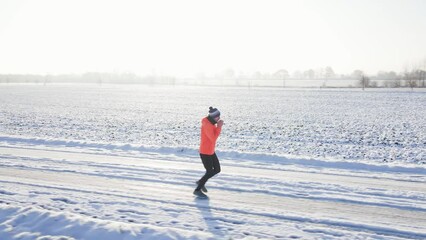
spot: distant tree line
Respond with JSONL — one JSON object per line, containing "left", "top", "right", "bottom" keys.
{"left": 206, "top": 64, "right": 426, "bottom": 89}
{"left": 0, "top": 72, "right": 176, "bottom": 85}
{"left": 1, "top": 63, "right": 425, "bottom": 89}
{"left": 355, "top": 68, "right": 426, "bottom": 90}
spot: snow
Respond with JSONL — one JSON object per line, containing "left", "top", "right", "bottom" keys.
{"left": 1, "top": 84, "right": 425, "bottom": 165}
{"left": 0, "top": 205, "right": 209, "bottom": 240}
{"left": 0, "top": 84, "right": 426, "bottom": 239}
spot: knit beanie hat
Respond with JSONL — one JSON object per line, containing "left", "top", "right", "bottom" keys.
{"left": 208, "top": 107, "right": 220, "bottom": 118}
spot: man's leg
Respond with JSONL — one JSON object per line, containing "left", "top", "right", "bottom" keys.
{"left": 211, "top": 153, "right": 221, "bottom": 175}
{"left": 195, "top": 154, "right": 215, "bottom": 191}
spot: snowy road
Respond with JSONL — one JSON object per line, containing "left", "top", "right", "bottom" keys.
{"left": 0, "top": 144, "right": 426, "bottom": 239}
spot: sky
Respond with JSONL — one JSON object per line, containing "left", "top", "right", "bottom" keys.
{"left": 0, "top": 0, "right": 425, "bottom": 77}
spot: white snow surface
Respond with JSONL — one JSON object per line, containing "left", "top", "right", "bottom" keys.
{"left": 0, "top": 84, "right": 425, "bottom": 165}
{"left": 0, "top": 84, "right": 426, "bottom": 239}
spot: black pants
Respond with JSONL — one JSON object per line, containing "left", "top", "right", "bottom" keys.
{"left": 196, "top": 153, "right": 221, "bottom": 191}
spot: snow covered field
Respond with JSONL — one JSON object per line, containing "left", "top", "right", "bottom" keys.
{"left": 0, "top": 84, "right": 425, "bottom": 165}
{"left": 0, "top": 84, "right": 425, "bottom": 239}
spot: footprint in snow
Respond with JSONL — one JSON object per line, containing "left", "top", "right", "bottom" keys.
{"left": 51, "top": 197, "right": 77, "bottom": 204}
{"left": 288, "top": 235, "right": 301, "bottom": 239}
{"left": 29, "top": 191, "right": 51, "bottom": 195}
{"left": 117, "top": 209, "right": 149, "bottom": 216}
{"left": 0, "top": 190, "right": 15, "bottom": 195}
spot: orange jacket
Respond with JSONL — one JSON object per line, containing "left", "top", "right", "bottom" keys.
{"left": 199, "top": 117, "right": 222, "bottom": 155}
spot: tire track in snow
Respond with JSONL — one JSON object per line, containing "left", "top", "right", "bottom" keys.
{"left": 1, "top": 146, "right": 425, "bottom": 193}
{"left": 1, "top": 161, "right": 426, "bottom": 213}
{"left": 1, "top": 147, "right": 426, "bottom": 212}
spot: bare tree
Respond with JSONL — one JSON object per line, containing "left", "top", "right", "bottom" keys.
{"left": 416, "top": 69, "right": 426, "bottom": 88}
{"left": 352, "top": 70, "right": 369, "bottom": 90}
{"left": 325, "top": 66, "right": 335, "bottom": 79}
{"left": 404, "top": 69, "right": 417, "bottom": 90}
{"left": 358, "top": 72, "right": 370, "bottom": 90}
{"left": 303, "top": 69, "right": 315, "bottom": 79}
{"left": 361, "top": 75, "right": 370, "bottom": 90}
{"left": 423, "top": 58, "right": 426, "bottom": 87}
{"left": 392, "top": 78, "right": 402, "bottom": 88}
{"left": 321, "top": 66, "right": 335, "bottom": 88}
{"left": 274, "top": 69, "right": 289, "bottom": 88}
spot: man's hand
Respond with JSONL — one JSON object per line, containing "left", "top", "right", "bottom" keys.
{"left": 217, "top": 119, "right": 224, "bottom": 127}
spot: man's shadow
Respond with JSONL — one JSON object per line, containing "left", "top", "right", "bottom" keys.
{"left": 194, "top": 197, "right": 223, "bottom": 237}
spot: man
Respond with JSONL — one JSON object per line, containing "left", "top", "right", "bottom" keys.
{"left": 193, "top": 107, "right": 224, "bottom": 198}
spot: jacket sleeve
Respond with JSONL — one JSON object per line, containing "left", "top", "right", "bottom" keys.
{"left": 203, "top": 121, "right": 222, "bottom": 142}
{"left": 214, "top": 125, "right": 222, "bottom": 139}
